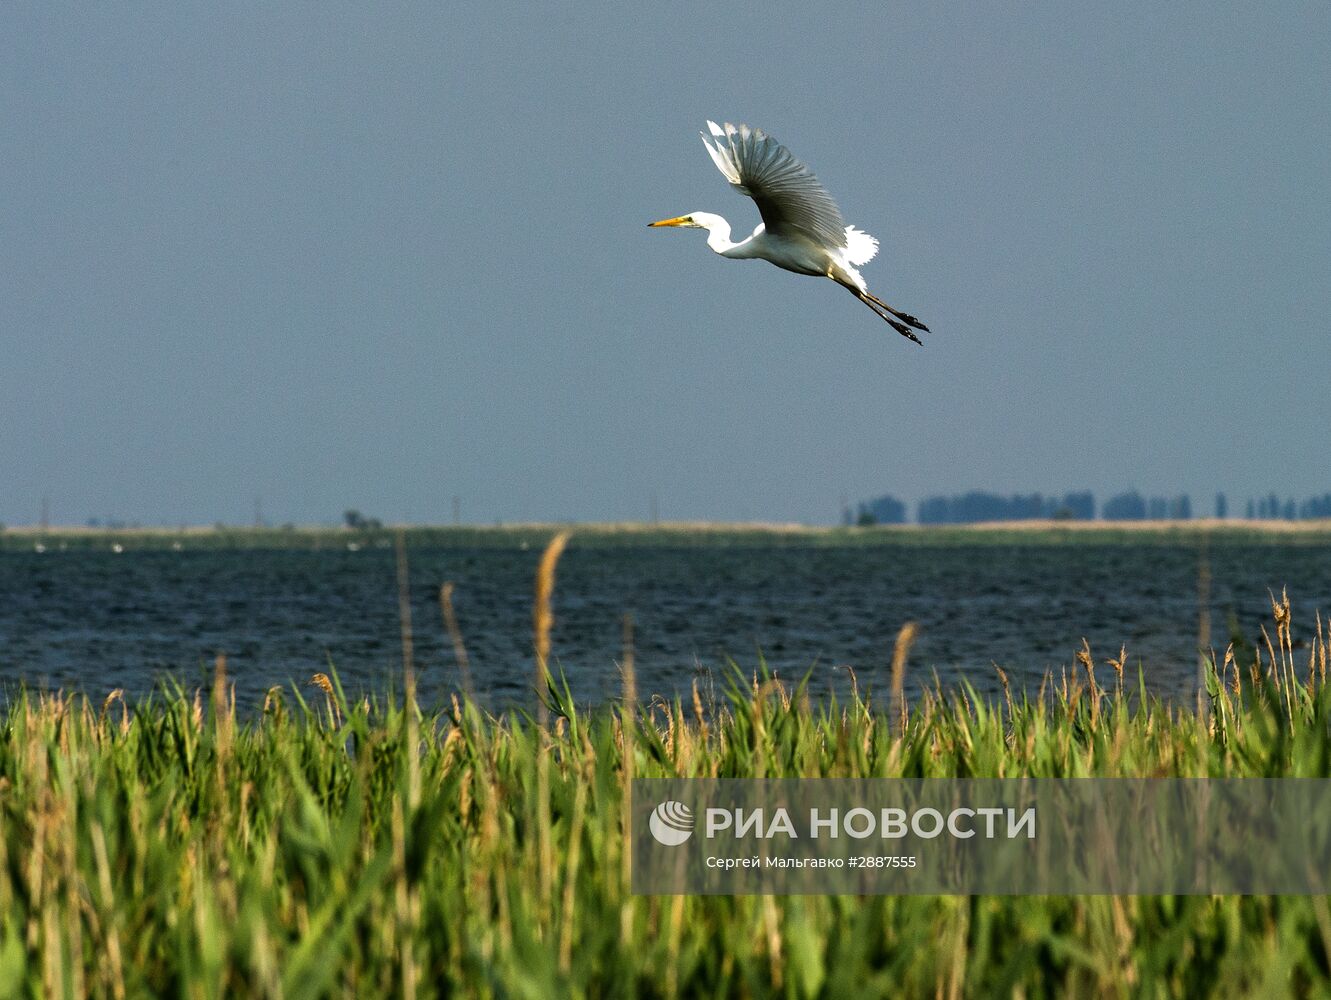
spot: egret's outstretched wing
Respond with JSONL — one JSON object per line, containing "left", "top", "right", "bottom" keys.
{"left": 700, "top": 121, "right": 848, "bottom": 249}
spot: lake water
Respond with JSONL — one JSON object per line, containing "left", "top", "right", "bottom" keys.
{"left": 3, "top": 536, "right": 1330, "bottom": 710}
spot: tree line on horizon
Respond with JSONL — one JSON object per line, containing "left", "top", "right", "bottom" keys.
{"left": 850, "top": 491, "right": 1331, "bottom": 525}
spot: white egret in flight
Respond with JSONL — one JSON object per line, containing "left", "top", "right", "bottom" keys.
{"left": 650, "top": 121, "right": 929, "bottom": 344}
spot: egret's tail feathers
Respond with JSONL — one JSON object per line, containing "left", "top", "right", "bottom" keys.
{"left": 843, "top": 226, "right": 879, "bottom": 266}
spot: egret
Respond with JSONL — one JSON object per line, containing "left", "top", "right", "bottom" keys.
{"left": 650, "top": 121, "right": 929, "bottom": 344}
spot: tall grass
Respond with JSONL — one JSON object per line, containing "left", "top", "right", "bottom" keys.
{"left": 3, "top": 584, "right": 1331, "bottom": 995}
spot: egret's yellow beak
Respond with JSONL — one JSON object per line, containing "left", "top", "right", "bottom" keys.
{"left": 648, "top": 216, "right": 689, "bottom": 228}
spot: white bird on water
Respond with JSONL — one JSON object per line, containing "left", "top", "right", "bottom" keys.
{"left": 650, "top": 121, "right": 929, "bottom": 344}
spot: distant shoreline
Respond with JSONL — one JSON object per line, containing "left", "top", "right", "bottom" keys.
{"left": 5, "top": 518, "right": 1331, "bottom": 550}
{"left": 6, "top": 517, "right": 1331, "bottom": 533}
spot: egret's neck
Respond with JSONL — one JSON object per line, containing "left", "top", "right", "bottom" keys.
{"left": 691, "top": 212, "right": 740, "bottom": 255}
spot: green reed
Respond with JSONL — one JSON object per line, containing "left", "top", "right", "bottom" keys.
{"left": 2, "top": 588, "right": 1331, "bottom": 997}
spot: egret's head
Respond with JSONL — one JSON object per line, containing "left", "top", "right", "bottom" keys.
{"left": 648, "top": 214, "right": 705, "bottom": 229}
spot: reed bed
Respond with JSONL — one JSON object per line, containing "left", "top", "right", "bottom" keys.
{"left": 3, "top": 585, "right": 1331, "bottom": 996}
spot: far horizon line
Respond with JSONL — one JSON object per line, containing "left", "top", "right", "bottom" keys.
{"left": 7, "top": 517, "right": 1331, "bottom": 535}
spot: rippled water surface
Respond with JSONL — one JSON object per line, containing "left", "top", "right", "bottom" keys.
{"left": 3, "top": 538, "right": 1330, "bottom": 709}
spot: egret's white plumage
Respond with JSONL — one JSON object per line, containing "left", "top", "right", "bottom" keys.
{"left": 842, "top": 227, "right": 879, "bottom": 268}
{"left": 650, "top": 121, "right": 928, "bottom": 343}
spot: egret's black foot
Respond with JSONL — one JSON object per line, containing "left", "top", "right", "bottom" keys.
{"left": 896, "top": 312, "right": 930, "bottom": 333}
{"left": 886, "top": 316, "right": 923, "bottom": 345}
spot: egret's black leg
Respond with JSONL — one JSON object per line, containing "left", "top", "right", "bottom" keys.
{"left": 856, "top": 292, "right": 922, "bottom": 344}
{"left": 863, "top": 291, "right": 930, "bottom": 333}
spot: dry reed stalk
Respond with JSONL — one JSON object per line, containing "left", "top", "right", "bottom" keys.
{"left": 945, "top": 899, "right": 969, "bottom": 1000}
{"left": 99, "top": 688, "right": 126, "bottom": 733}
{"left": 558, "top": 769, "right": 589, "bottom": 973}
{"left": 248, "top": 919, "right": 281, "bottom": 998}
{"left": 490, "top": 854, "right": 515, "bottom": 958}
{"left": 1077, "top": 638, "right": 1099, "bottom": 726}
{"left": 754, "top": 679, "right": 786, "bottom": 708}
{"left": 994, "top": 664, "right": 1013, "bottom": 719}
{"left": 959, "top": 684, "right": 974, "bottom": 720}
{"left": 213, "top": 653, "right": 232, "bottom": 763}
{"left": 1068, "top": 661, "right": 1087, "bottom": 712}
{"left": 309, "top": 672, "right": 340, "bottom": 726}
{"left": 890, "top": 622, "right": 918, "bottom": 735}
{"left": 762, "top": 893, "right": 784, "bottom": 990}
{"left": 26, "top": 807, "right": 46, "bottom": 952}
{"left": 692, "top": 677, "right": 708, "bottom": 747}
{"left": 211, "top": 654, "right": 234, "bottom": 849}
{"left": 262, "top": 685, "right": 284, "bottom": 718}
{"left": 620, "top": 613, "right": 637, "bottom": 716}
{"left": 471, "top": 744, "right": 503, "bottom": 961}
{"left": 394, "top": 530, "right": 416, "bottom": 697}
{"left": 238, "top": 780, "right": 254, "bottom": 851}
{"left": 843, "top": 663, "right": 860, "bottom": 708}
{"left": 1197, "top": 543, "right": 1212, "bottom": 716}
{"left": 1274, "top": 588, "right": 1295, "bottom": 695}
{"left": 532, "top": 531, "right": 570, "bottom": 912}
{"left": 395, "top": 531, "right": 421, "bottom": 812}
{"left": 533, "top": 531, "right": 571, "bottom": 727}
{"left": 1319, "top": 611, "right": 1327, "bottom": 685}
{"left": 439, "top": 582, "right": 473, "bottom": 698}
{"left": 1110, "top": 897, "right": 1137, "bottom": 989}
{"left": 665, "top": 893, "right": 686, "bottom": 996}
{"left": 675, "top": 702, "right": 696, "bottom": 774}
{"left": 0, "top": 803, "right": 9, "bottom": 918}
{"left": 59, "top": 718, "right": 83, "bottom": 1000}
{"left": 393, "top": 535, "right": 420, "bottom": 862}
{"left": 1223, "top": 645, "right": 1242, "bottom": 725}
{"left": 42, "top": 897, "right": 63, "bottom": 999}
{"left": 1283, "top": 590, "right": 1298, "bottom": 697}
{"left": 391, "top": 795, "right": 418, "bottom": 1000}
{"left": 89, "top": 821, "right": 126, "bottom": 1000}
{"left": 665, "top": 704, "right": 678, "bottom": 767}
{"left": 619, "top": 612, "right": 637, "bottom": 945}
{"left": 1106, "top": 645, "right": 1127, "bottom": 696}
{"left": 1266, "top": 603, "right": 1297, "bottom": 719}
{"left": 1261, "top": 624, "right": 1278, "bottom": 688}
{"left": 1248, "top": 645, "right": 1263, "bottom": 690}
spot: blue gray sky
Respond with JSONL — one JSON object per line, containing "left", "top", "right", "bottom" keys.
{"left": 4, "top": 5, "right": 1329, "bottom": 526}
